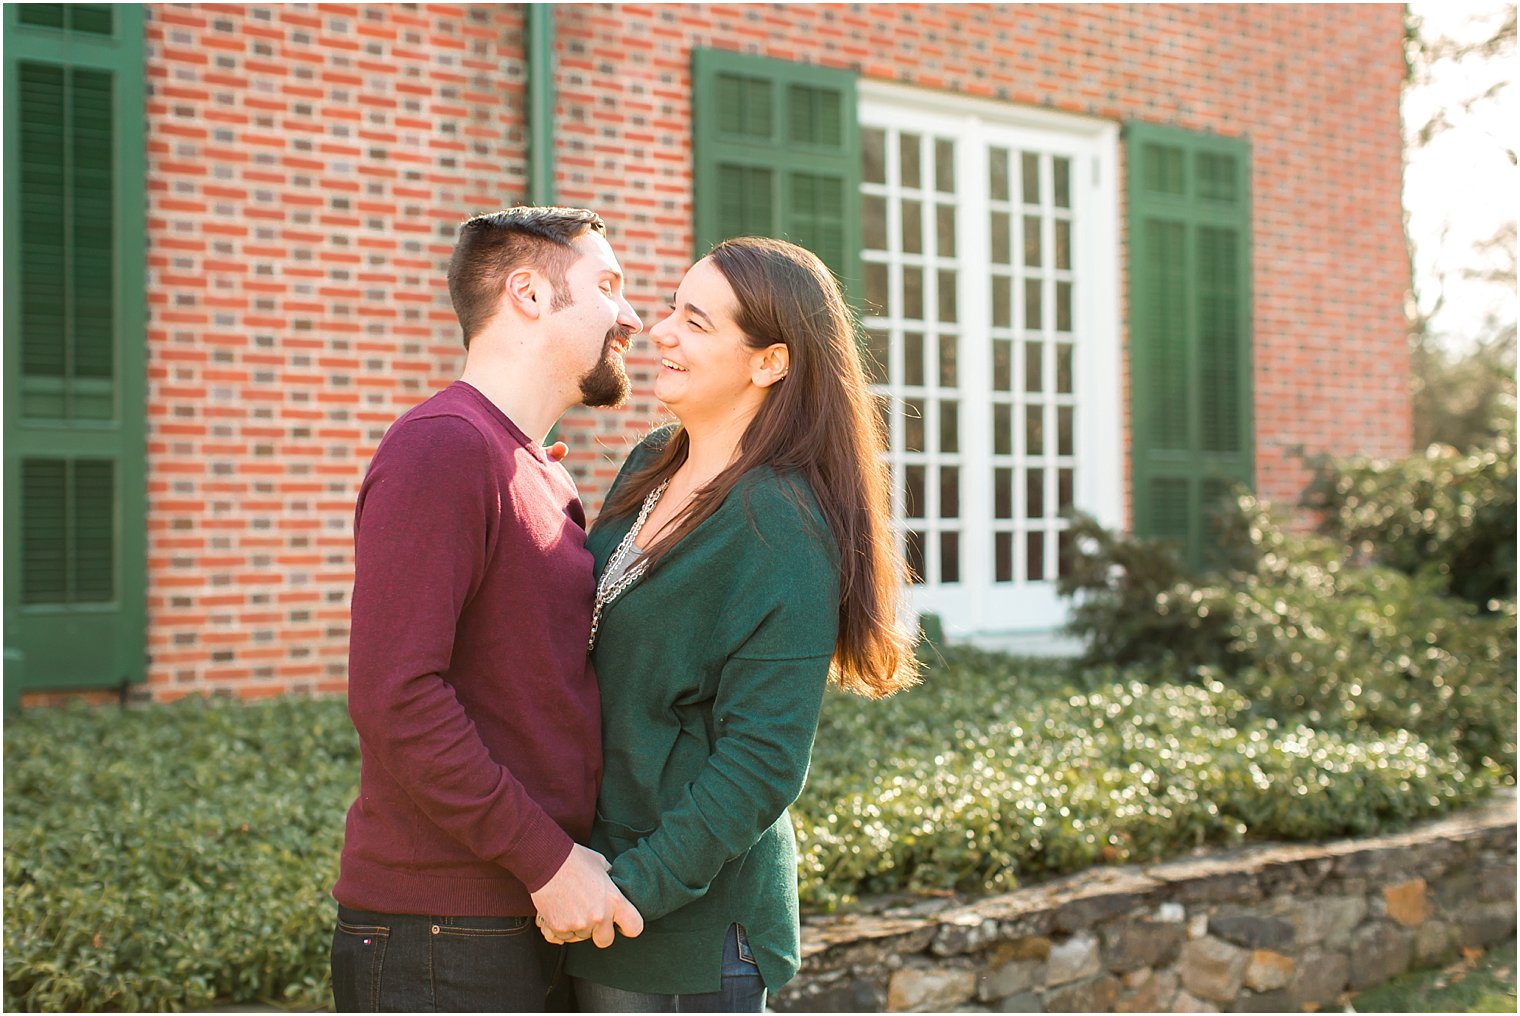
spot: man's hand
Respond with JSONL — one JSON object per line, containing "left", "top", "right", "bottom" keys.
{"left": 530, "top": 844, "right": 644, "bottom": 948}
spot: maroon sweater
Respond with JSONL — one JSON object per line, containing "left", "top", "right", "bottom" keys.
{"left": 333, "top": 381, "right": 601, "bottom": 917}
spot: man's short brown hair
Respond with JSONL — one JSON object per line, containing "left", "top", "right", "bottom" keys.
{"left": 446, "top": 206, "right": 607, "bottom": 347}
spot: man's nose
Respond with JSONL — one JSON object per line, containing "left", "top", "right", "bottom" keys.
{"left": 618, "top": 298, "right": 643, "bottom": 334}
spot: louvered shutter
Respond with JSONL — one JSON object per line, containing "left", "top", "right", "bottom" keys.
{"left": 691, "top": 49, "right": 860, "bottom": 296}
{"left": 4, "top": 4, "right": 147, "bottom": 701}
{"left": 1127, "top": 123, "right": 1253, "bottom": 571}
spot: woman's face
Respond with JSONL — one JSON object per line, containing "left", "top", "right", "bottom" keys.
{"left": 649, "top": 258, "right": 770, "bottom": 421}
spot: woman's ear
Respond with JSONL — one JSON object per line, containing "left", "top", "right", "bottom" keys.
{"left": 752, "top": 343, "right": 791, "bottom": 389}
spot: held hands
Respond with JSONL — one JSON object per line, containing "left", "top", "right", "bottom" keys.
{"left": 529, "top": 844, "right": 644, "bottom": 948}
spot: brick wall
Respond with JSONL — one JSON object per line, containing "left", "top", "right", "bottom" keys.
{"left": 138, "top": 3, "right": 1411, "bottom": 700}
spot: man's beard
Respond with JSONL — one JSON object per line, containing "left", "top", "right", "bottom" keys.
{"left": 578, "top": 326, "right": 632, "bottom": 408}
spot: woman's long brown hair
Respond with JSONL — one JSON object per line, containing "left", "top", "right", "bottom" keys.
{"left": 596, "top": 236, "right": 920, "bottom": 698}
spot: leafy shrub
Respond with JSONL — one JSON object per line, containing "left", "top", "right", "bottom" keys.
{"left": 1059, "top": 491, "right": 1517, "bottom": 776}
{"left": 3, "top": 654, "right": 1506, "bottom": 1009}
{"left": 794, "top": 649, "right": 1497, "bottom": 911}
{"left": 1303, "top": 417, "right": 1516, "bottom": 610}
{"left": 4, "top": 698, "right": 356, "bottom": 1012}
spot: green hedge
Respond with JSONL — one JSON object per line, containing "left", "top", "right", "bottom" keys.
{"left": 5, "top": 656, "right": 1503, "bottom": 1011}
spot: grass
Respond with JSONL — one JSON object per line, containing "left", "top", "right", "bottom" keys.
{"left": 1349, "top": 938, "right": 1517, "bottom": 1013}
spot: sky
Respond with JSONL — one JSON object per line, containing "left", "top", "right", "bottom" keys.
{"left": 1403, "top": 0, "right": 1518, "bottom": 348}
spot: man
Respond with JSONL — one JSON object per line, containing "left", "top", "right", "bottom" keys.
{"left": 331, "top": 207, "right": 644, "bottom": 1011}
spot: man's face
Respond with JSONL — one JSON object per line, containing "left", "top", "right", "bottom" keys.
{"left": 551, "top": 232, "right": 642, "bottom": 409}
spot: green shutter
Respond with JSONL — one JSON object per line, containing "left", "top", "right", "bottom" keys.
{"left": 1127, "top": 123, "right": 1253, "bottom": 571}
{"left": 691, "top": 48, "right": 860, "bottom": 295}
{"left": 4, "top": 4, "right": 147, "bottom": 702}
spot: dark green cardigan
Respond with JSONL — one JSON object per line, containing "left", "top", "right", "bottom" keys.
{"left": 564, "top": 427, "right": 840, "bottom": 995}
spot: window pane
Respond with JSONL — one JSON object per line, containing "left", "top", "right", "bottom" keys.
{"left": 902, "top": 267, "right": 924, "bottom": 320}
{"left": 863, "top": 194, "right": 887, "bottom": 250}
{"left": 992, "top": 338, "right": 1012, "bottom": 392}
{"left": 1058, "top": 467, "right": 1074, "bottom": 512}
{"left": 996, "top": 531, "right": 1013, "bottom": 582}
{"left": 937, "top": 270, "right": 957, "bottom": 323}
{"left": 939, "top": 531, "right": 960, "bottom": 583}
{"left": 1024, "top": 278, "right": 1043, "bottom": 330}
{"left": 900, "top": 132, "right": 922, "bottom": 189}
{"left": 936, "top": 204, "right": 956, "bottom": 257}
{"left": 1056, "top": 281, "right": 1072, "bottom": 332}
{"left": 992, "top": 276, "right": 1011, "bottom": 327}
{"left": 1027, "top": 468, "right": 1045, "bottom": 518}
{"left": 863, "top": 127, "right": 887, "bottom": 184}
{"left": 935, "top": 138, "right": 955, "bottom": 194}
{"left": 1023, "top": 215, "right": 1042, "bottom": 267}
{"left": 939, "top": 399, "right": 959, "bottom": 453}
{"left": 1026, "top": 530, "right": 1045, "bottom": 580}
{"left": 1056, "top": 343, "right": 1073, "bottom": 394}
{"left": 901, "top": 199, "right": 923, "bottom": 254}
{"left": 903, "top": 332, "right": 924, "bottom": 387}
{"left": 1055, "top": 218, "right": 1072, "bottom": 269}
{"left": 940, "top": 466, "right": 960, "bottom": 519}
{"left": 864, "top": 262, "right": 888, "bottom": 314}
{"left": 994, "top": 404, "right": 1012, "bottom": 455}
{"left": 1054, "top": 157, "right": 1071, "bottom": 208}
{"left": 1021, "top": 152, "right": 1040, "bottom": 204}
{"left": 1058, "top": 529, "right": 1075, "bottom": 579}
{"left": 1024, "top": 342, "right": 1043, "bottom": 393}
{"left": 990, "top": 211, "right": 1010, "bottom": 265}
{"left": 989, "top": 146, "right": 1009, "bottom": 202}
{"left": 1025, "top": 404, "right": 1044, "bottom": 456}
{"left": 994, "top": 467, "right": 1013, "bottom": 518}
{"left": 905, "top": 464, "right": 926, "bottom": 518}
{"left": 1058, "top": 405, "right": 1074, "bottom": 456}
{"left": 904, "top": 399, "right": 925, "bottom": 452}
{"left": 865, "top": 329, "right": 889, "bottom": 384}
{"left": 939, "top": 333, "right": 958, "bottom": 386}
{"left": 906, "top": 529, "right": 925, "bottom": 584}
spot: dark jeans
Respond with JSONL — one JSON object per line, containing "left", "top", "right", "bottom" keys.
{"left": 330, "top": 905, "right": 569, "bottom": 1012}
{"left": 572, "top": 923, "right": 767, "bottom": 1013}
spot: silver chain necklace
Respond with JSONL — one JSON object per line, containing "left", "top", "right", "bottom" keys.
{"left": 588, "top": 479, "right": 669, "bottom": 653}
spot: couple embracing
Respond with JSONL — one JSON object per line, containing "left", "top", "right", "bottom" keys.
{"left": 329, "top": 207, "right": 918, "bottom": 1012}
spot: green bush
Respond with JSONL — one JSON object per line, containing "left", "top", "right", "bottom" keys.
{"left": 4, "top": 652, "right": 1506, "bottom": 1009}
{"left": 1059, "top": 490, "right": 1517, "bottom": 776}
{"left": 3, "top": 698, "right": 355, "bottom": 1012}
{"left": 1303, "top": 418, "right": 1516, "bottom": 610}
{"left": 795, "top": 649, "right": 1496, "bottom": 910}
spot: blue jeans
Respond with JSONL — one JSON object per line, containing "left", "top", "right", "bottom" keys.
{"left": 572, "top": 923, "right": 767, "bottom": 1013}
{"left": 330, "top": 904, "right": 568, "bottom": 1012}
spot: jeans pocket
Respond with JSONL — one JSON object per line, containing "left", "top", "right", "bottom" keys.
{"left": 331, "top": 918, "right": 390, "bottom": 1012}
{"left": 732, "top": 924, "right": 758, "bottom": 967}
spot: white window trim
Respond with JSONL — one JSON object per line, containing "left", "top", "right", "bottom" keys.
{"left": 860, "top": 81, "right": 1122, "bottom": 643}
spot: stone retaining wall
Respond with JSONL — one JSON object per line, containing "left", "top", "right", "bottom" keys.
{"left": 775, "top": 793, "right": 1516, "bottom": 1012}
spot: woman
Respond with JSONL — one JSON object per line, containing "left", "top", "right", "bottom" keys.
{"left": 555, "top": 236, "right": 920, "bottom": 1011}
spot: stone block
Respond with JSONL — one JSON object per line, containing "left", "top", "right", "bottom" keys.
{"left": 773, "top": 973, "right": 887, "bottom": 1013}
{"left": 887, "top": 966, "right": 977, "bottom": 1013}
{"left": 1045, "top": 932, "right": 1101, "bottom": 986}
{"left": 1243, "top": 949, "right": 1295, "bottom": 992}
{"left": 1414, "top": 920, "right": 1457, "bottom": 967}
{"left": 1383, "top": 878, "right": 1429, "bottom": 928}
{"left": 1229, "top": 989, "right": 1294, "bottom": 1012}
{"left": 1209, "top": 909, "right": 1295, "bottom": 950}
{"left": 977, "top": 959, "right": 1043, "bottom": 1001}
{"left": 993, "top": 991, "right": 1043, "bottom": 1013}
{"left": 1477, "top": 862, "right": 1517, "bottom": 902}
{"left": 1157, "top": 902, "right": 1187, "bottom": 923}
{"left": 1286, "top": 894, "right": 1366, "bottom": 948}
{"left": 932, "top": 914, "right": 999, "bottom": 956}
{"left": 1172, "top": 988, "right": 1223, "bottom": 1012}
{"left": 1458, "top": 901, "right": 1518, "bottom": 949}
{"left": 1188, "top": 913, "right": 1210, "bottom": 939}
{"left": 1347, "top": 921, "right": 1413, "bottom": 990}
{"left": 1100, "top": 917, "right": 1185, "bottom": 972}
{"left": 1052, "top": 890, "right": 1146, "bottom": 933}
{"left": 1046, "top": 974, "right": 1120, "bottom": 1012}
{"left": 986, "top": 936, "right": 1053, "bottom": 964}
{"left": 1115, "top": 968, "right": 1177, "bottom": 1013}
{"left": 1288, "top": 949, "right": 1348, "bottom": 1009}
{"left": 1179, "top": 936, "right": 1249, "bottom": 1003}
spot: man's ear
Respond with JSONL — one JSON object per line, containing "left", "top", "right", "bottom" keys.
{"left": 503, "top": 267, "right": 543, "bottom": 320}
{"left": 751, "top": 343, "right": 790, "bottom": 389}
